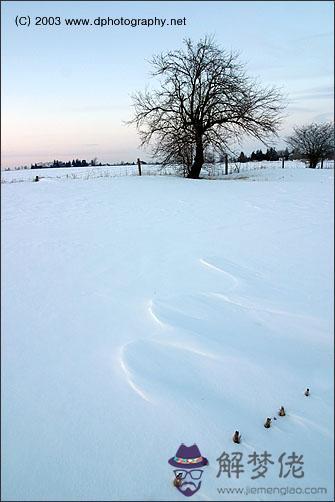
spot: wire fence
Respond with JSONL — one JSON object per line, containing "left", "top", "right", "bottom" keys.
{"left": 1, "top": 159, "right": 334, "bottom": 184}
{"left": 201, "top": 159, "right": 334, "bottom": 178}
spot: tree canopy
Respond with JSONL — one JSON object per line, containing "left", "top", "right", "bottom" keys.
{"left": 130, "top": 36, "right": 285, "bottom": 178}
{"left": 286, "top": 122, "right": 334, "bottom": 168}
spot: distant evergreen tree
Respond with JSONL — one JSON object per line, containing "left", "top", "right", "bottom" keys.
{"left": 277, "top": 148, "right": 290, "bottom": 161}
{"left": 254, "top": 149, "right": 264, "bottom": 161}
{"left": 265, "top": 147, "right": 279, "bottom": 161}
{"left": 250, "top": 151, "right": 257, "bottom": 161}
{"left": 237, "top": 151, "right": 248, "bottom": 163}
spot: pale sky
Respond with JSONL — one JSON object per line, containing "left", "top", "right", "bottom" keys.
{"left": 2, "top": 0, "right": 334, "bottom": 167}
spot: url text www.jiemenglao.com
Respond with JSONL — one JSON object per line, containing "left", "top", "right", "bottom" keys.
{"left": 217, "top": 486, "right": 328, "bottom": 497}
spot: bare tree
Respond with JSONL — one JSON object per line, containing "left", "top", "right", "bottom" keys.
{"left": 129, "top": 36, "right": 285, "bottom": 179}
{"left": 286, "top": 122, "right": 334, "bottom": 168}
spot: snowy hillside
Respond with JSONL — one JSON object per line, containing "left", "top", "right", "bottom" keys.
{"left": 1, "top": 166, "right": 333, "bottom": 501}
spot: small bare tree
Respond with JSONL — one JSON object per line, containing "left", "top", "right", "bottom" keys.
{"left": 286, "top": 122, "right": 334, "bottom": 168}
{"left": 129, "top": 36, "right": 284, "bottom": 179}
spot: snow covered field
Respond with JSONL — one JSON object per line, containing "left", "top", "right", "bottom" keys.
{"left": 1, "top": 165, "right": 333, "bottom": 501}
{"left": 2, "top": 160, "right": 334, "bottom": 184}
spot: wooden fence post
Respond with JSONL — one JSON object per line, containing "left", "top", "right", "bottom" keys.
{"left": 137, "top": 158, "right": 142, "bottom": 176}
{"left": 225, "top": 154, "right": 228, "bottom": 175}
{"left": 282, "top": 157, "right": 285, "bottom": 169}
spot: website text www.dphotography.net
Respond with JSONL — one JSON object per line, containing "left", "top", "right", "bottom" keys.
{"left": 14, "top": 15, "right": 187, "bottom": 28}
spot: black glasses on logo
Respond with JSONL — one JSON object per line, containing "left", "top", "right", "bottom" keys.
{"left": 174, "top": 469, "right": 203, "bottom": 480}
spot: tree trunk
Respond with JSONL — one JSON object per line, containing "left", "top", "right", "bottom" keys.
{"left": 308, "top": 155, "right": 319, "bottom": 169}
{"left": 187, "top": 137, "right": 204, "bottom": 179}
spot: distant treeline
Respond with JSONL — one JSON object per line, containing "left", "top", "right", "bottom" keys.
{"left": 30, "top": 159, "right": 147, "bottom": 169}
{"left": 234, "top": 147, "right": 290, "bottom": 163}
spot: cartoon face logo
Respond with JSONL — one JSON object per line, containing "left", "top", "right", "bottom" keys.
{"left": 168, "top": 444, "right": 208, "bottom": 497}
